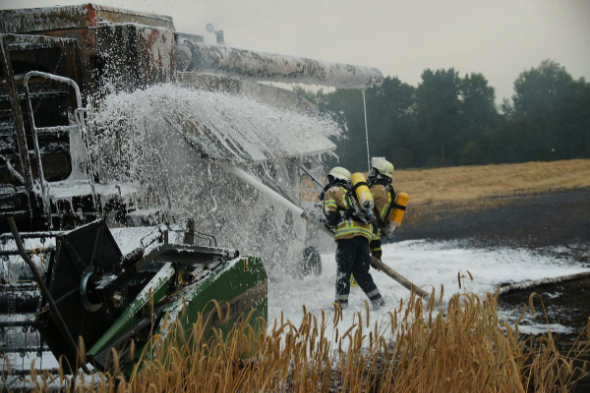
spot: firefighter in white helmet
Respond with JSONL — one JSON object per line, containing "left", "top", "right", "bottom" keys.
{"left": 367, "top": 158, "right": 396, "bottom": 260}
{"left": 321, "top": 166, "right": 385, "bottom": 310}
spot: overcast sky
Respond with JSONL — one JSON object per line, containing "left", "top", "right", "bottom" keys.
{"left": 3, "top": 0, "right": 589, "bottom": 103}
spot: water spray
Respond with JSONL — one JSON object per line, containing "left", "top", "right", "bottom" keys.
{"left": 293, "top": 159, "right": 325, "bottom": 189}
{"left": 232, "top": 167, "right": 305, "bottom": 217}
{"left": 232, "top": 167, "right": 428, "bottom": 298}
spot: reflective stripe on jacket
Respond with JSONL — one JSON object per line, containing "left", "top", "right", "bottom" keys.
{"left": 323, "top": 186, "right": 372, "bottom": 242}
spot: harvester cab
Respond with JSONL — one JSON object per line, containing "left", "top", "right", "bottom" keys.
{"left": 0, "top": 3, "right": 383, "bottom": 377}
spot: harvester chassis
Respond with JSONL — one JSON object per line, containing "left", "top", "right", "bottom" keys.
{"left": 1, "top": 218, "right": 267, "bottom": 375}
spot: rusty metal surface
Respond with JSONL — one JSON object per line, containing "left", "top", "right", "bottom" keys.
{"left": 1, "top": 33, "right": 82, "bottom": 91}
{"left": 94, "top": 24, "right": 175, "bottom": 90}
{"left": 178, "top": 42, "right": 384, "bottom": 89}
{"left": 0, "top": 3, "right": 174, "bottom": 34}
{"left": 2, "top": 4, "right": 383, "bottom": 91}
{"left": 0, "top": 33, "right": 80, "bottom": 188}
{"left": 0, "top": 38, "right": 33, "bottom": 190}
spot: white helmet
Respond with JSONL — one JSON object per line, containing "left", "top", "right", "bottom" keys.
{"left": 327, "top": 166, "right": 351, "bottom": 182}
{"left": 371, "top": 157, "right": 394, "bottom": 178}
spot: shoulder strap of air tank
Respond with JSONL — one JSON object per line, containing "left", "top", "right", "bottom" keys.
{"left": 387, "top": 184, "right": 397, "bottom": 208}
{"left": 351, "top": 181, "right": 369, "bottom": 195}
{"left": 342, "top": 189, "right": 369, "bottom": 223}
{"left": 389, "top": 185, "right": 406, "bottom": 211}
{"left": 343, "top": 188, "right": 354, "bottom": 210}
{"left": 392, "top": 202, "right": 406, "bottom": 211}
{"left": 378, "top": 185, "right": 398, "bottom": 228}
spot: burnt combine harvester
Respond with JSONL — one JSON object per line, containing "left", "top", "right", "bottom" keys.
{"left": 0, "top": 4, "right": 383, "bottom": 376}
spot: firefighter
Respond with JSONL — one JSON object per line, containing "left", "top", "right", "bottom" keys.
{"left": 367, "top": 158, "right": 396, "bottom": 261}
{"left": 322, "top": 167, "right": 385, "bottom": 310}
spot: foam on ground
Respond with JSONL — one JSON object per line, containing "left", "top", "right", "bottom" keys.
{"left": 268, "top": 240, "right": 589, "bottom": 335}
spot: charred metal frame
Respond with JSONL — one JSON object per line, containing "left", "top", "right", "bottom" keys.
{"left": 7, "top": 217, "right": 87, "bottom": 372}
{"left": 23, "top": 71, "right": 96, "bottom": 216}
{"left": 0, "top": 37, "right": 34, "bottom": 216}
{"left": 1, "top": 218, "right": 240, "bottom": 371}
{"left": 0, "top": 2, "right": 384, "bottom": 377}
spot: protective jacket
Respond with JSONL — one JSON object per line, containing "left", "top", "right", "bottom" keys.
{"left": 369, "top": 182, "right": 395, "bottom": 254}
{"left": 323, "top": 186, "right": 373, "bottom": 242}
{"left": 371, "top": 183, "right": 396, "bottom": 233}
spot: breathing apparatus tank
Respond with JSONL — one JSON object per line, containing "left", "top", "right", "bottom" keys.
{"left": 386, "top": 192, "right": 409, "bottom": 234}
{"left": 351, "top": 173, "right": 374, "bottom": 217}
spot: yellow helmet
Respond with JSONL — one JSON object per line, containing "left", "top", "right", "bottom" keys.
{"left": 371, "top": 157, "right": 394, "bottom": 178}
{"left": 328, "top": 166, "right": 351, "bottom": 182}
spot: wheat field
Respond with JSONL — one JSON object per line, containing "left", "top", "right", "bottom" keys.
{"left": 394, "top": 159, "right": 590, "bottom": 205}
{"left": 390, "top": 159, "right": 590, "bottom": 225}
{"left": 302, "top": 159, "right": 590, "bottom": 225}
{"left": 16, "top": 287, "right": 590, "bottom": 392}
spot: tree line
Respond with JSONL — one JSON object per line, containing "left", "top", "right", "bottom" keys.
{"left": 300, "top": 60, "right": 590, "bottom": 172}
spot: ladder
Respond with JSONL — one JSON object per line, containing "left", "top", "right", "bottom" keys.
{"left": 0, "top": 35, "right": 96, "bottom": 225}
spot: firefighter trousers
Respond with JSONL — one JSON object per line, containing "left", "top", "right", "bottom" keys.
{"left": 335, "top": 236, "right": 382, "bottom": 306}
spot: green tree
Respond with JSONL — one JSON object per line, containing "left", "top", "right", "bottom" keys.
{"left": 310, "top": 60, "right": 589, "bottom": 170}
{"left": 416, "top": 68, "right": 462, "bottom": 166}
{"left": 317, "top": 77, "right": 417, "bottom": 172}
{"left": 460, "top": 140, "right": 484, "bottom": 165}
{"left": 460, "top": 73, "right": 497, "bottom": 136}
{"left": 459, "top": 73, "right": 499, "bottom": 163}
{"left": 364, "top": 77, "right": 418, "bottom": 169}
{"left": 317, "top": 88, "right": 367, "bottom": 171}
{"left": 509, "top": 59, "right": 590, "bottom": 161}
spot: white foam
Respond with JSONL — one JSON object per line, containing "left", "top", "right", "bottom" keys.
{"left": 268, "top": 240, "right": 589, "bottom": 337}
{"left": 93, "top": 84, "right": 339, "bottom": 163}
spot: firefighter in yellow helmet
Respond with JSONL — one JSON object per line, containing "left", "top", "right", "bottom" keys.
{"left": 367, "top": 158, "right": 396, "bottom": 260}
{"left": 321, "top": 167, "right": 385, "bottom": 310}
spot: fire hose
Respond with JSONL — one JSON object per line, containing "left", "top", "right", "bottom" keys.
{"left": 233, "top": 166, "right": 428, "bottom": 298}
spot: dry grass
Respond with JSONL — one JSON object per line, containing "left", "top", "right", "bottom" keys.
{"left": 391, "top": 159, "right": 590, "bottom": 226}
{"left": 19, "top": 289, "right": 590, "bottom": 392}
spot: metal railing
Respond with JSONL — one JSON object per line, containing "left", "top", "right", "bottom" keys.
{"left": 23, "top": 71, "right": 98, "bottom": 218}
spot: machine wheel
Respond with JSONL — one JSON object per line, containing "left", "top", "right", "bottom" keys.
{"left": 300, "top": 246, "right": 322, "bottom": 277}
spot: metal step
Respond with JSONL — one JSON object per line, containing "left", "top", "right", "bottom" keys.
{"left": 0, "top": 89, "right": 69, "bottom": 102}
{"left": 0, "top": 346, "right": 50, "bottom": 354}
{"left": 0, "top": 210, "right": 29, "bottom": 218}
{"left": 0, "top": 320, "right": 43, "bottom": 328}
{"left": 0, "top": 122, "right": 14, "bottom": 135}
{"left": 7, "top": 41, "right": 59, "bottom": 52}
{"left": 0, "top": 138, "right": 14, "bottom": 152}
{"left": 0, "top": 122, "right": 77, "bottom": 137}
